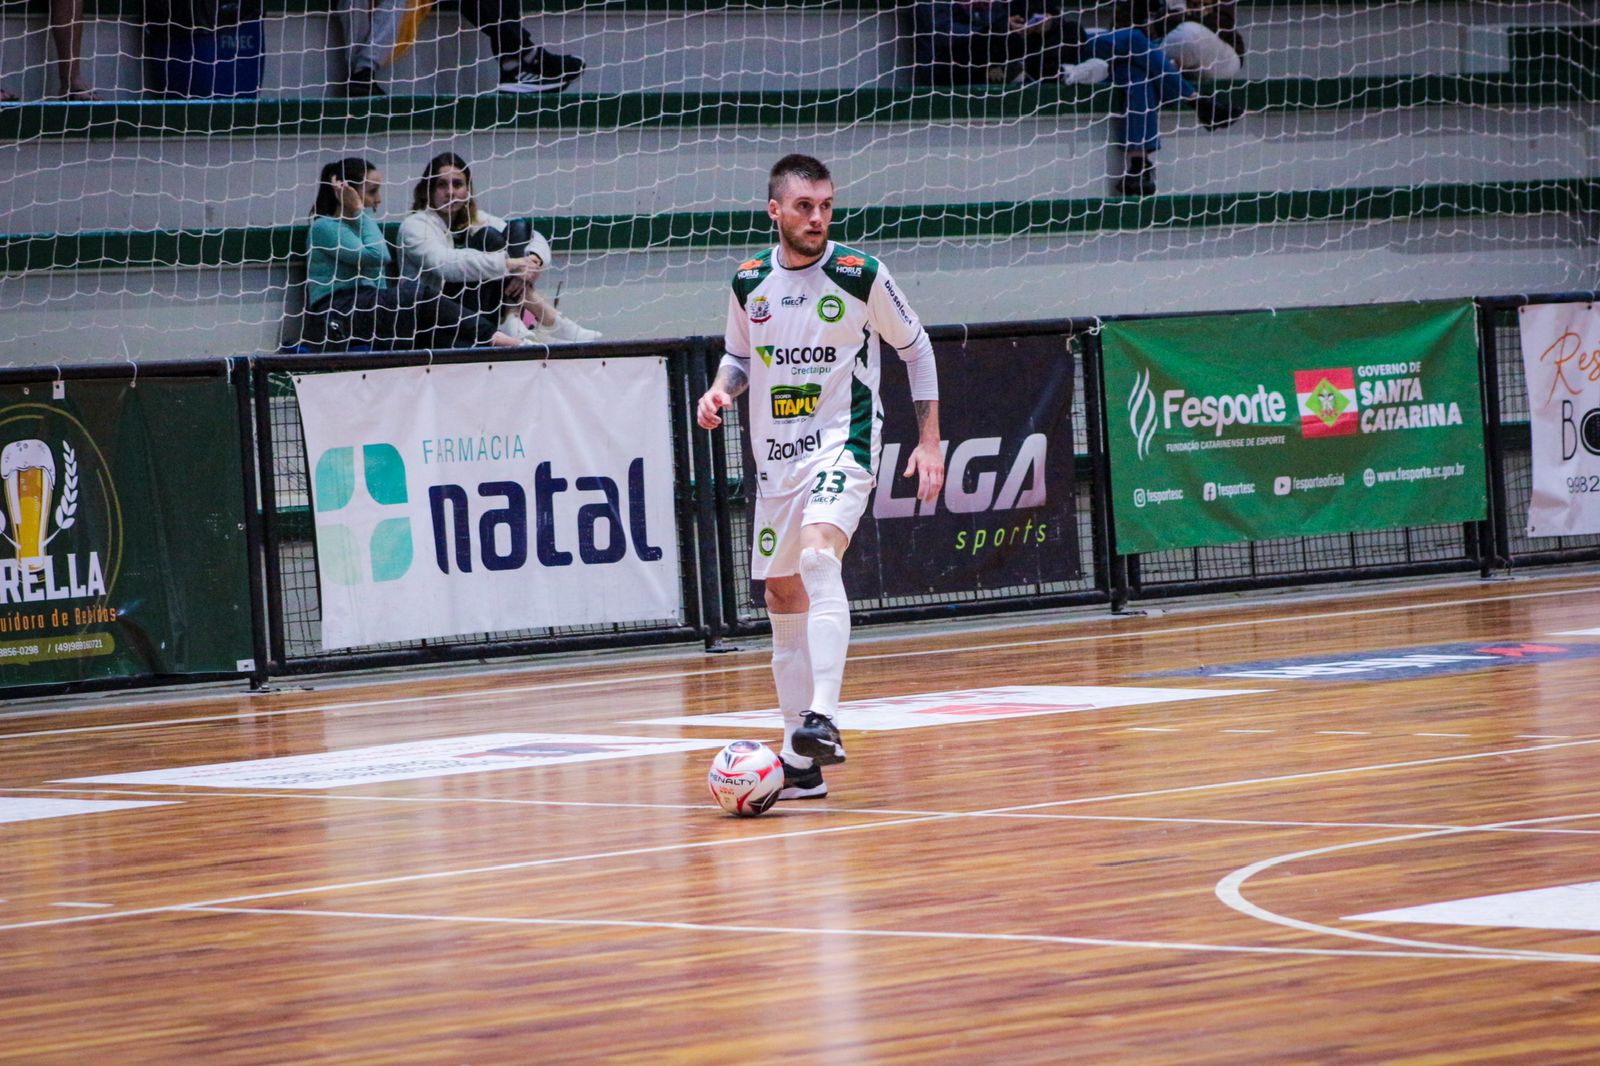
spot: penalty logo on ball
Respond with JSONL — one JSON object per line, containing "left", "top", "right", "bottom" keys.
{"left": 707, "top": 739, "right": 783, "bottom": 817}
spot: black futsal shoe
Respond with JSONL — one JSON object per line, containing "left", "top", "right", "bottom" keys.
{"left": 791, "top": 712, "right": 846, "bottom": 766}
{"left": 778, "top": 758, "right": 828, "bottom": 800}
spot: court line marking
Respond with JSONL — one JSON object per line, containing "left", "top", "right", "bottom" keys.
{"left": 4, "top": 581, "right": 1600, "bottom": 743}
{"left": 172, "top": 905, "right": 1600, "bottom": 965}
{"left": 15, "top": 784, "right": 1600, "bottom": 837}
{"left": 972, "top": 736, "right": 1600, "bottom": 816}
{"left": 1216, "top": 812, "right": 1600, "bottom": 962}
{"left": 6, "top": 736, "right": 1600, "bottom": 938}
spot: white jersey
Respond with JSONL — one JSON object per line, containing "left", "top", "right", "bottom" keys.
{"left": 724, "top": 241, "right": 928, "bottom": 498}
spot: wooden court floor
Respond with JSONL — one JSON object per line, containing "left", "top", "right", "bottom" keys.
{"left": 9, "top": 573, "right": 1600, "bottom": 1063}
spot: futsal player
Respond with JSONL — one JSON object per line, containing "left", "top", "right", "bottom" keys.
{"left": 696, "top": 154, "right": 945, "bottom": 799}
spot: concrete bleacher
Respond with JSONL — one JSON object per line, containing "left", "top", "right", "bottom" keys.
{"left": 0, "top": 1, "right": 1597, "bottom": 363}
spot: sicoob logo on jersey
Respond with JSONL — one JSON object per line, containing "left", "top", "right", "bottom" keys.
{"left": 749, "top": 296, "right": 771, "bottom": 323}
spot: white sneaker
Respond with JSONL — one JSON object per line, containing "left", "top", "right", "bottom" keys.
{"left": 533, "top": 314, "right": 602, "bottom": 344}
{"left": 1060, "top": 58, "right": 1111, "bottom": 85}
{"left": 499, "top": 312, "right": 536, "bottom": 342}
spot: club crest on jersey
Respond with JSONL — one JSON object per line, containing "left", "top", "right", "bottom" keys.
{"left": 817, "top": 294, "right": 845, "bottom": 323}
{"left": 749, "top": 296, "right": 772, "bottom": 323}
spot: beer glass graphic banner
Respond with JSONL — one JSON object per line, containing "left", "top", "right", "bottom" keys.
{"left": 1102, "top": 301, "right": 1487, "bottom": 555}
{"left": 1517, "top": 302, "right": 1600, "bottom": 537}
{"left": 295, "top": 358, "right": 682, "bottom": 651}
{"left": 0, "top": 378, "right": 254, "bottom": 690}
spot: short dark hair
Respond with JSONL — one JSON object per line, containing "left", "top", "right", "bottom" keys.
{"left": 768, "top": 154, "right": 832, "bottom": 202}
{"left": 310, "top": 157, "right": 375, "bottom": 218}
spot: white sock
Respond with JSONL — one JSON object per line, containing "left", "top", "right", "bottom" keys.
{"left": 799, "top": 546, "right": 849, "bottom": 720}
{"left": 769, "top": 611, "right": 813, "bottom": 768}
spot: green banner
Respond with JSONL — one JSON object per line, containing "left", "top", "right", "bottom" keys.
{"left": 1103, "top": 301, "right": 1487, "bottom": 554}
{"left": 0, "top": 377, "right": 254, "bottom": 690}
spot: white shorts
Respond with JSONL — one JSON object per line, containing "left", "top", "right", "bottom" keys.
{"left": 751, "top": 461, "right": 876, "bottom": 579}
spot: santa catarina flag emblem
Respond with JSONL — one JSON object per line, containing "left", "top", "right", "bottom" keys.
{"left": 1295, "top": 367, "right": 1359, "bottom": 437}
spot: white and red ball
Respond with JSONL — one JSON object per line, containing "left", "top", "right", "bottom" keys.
{"left": 707, "top": 740, "right": 784, "bottom": 817}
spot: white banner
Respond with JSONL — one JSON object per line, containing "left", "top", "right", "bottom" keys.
{"left": 295, "top": 359, "right": 681, "bottom": 649}
{"left": 1518, "top": 302, "right": 1600, "bottom": 537}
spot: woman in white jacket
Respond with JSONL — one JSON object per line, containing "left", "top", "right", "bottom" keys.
{"left": 398, "top": 152, "right": 601, "bottom": 345}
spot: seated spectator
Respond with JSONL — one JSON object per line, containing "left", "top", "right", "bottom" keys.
{"left": 1115, "top": 0, "right": 1244, "bottom": 80}
{"left": 912, "top": 2, "right": 1239, "bottom": 195}
{"left": 1072, "top": 20, "right": 1241, "bottom": 195}
{"left": 301, "top": 157, "right": 519, "bottom": 352}
{"left": 336, "top": 0, "right": 584, "bottom": 97}
{"left": 398, "top": 151, "right": 601, "bottom": 345}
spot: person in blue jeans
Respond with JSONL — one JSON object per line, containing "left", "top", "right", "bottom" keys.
{"left": 1078, "top": 25, "right": 1240, "bottom": 195}
{"left": 912, "top": 2, "right": 1239, "bottom": 195}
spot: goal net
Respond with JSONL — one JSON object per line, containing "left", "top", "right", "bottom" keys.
{"left": 0, "top": 0, "right": 1595, "bottom": 364}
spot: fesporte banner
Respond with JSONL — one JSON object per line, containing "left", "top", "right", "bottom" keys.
{"left": 1102, "top": 301, "right": 1487, "bottom": 554}
{"left": 295, "top": 358, "right": 681, "bottom": 650}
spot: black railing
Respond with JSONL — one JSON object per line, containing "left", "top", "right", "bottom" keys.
{"left": 5, "top": 290, "right": 1599, "bottom": 698}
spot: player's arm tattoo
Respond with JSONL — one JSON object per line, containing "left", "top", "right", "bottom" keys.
{"left": 714, "top": 363, "right": 749, "bottom": 398}
{"left": 913, "top": 400, "right": 937, "bottom": 436}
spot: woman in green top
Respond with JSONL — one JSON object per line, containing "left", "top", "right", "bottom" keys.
{"left": 302, "top": 158, "right": 516, "bottom": 351}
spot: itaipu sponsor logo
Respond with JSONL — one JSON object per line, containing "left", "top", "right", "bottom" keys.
{"left": 770, "top": 384, "right": 821, "bottom": 421}
{"left": 313, "top": 443, "right": 663, "bottom": 586}
{"left": 0, "top": 405, "right": 121, "bottom": 632}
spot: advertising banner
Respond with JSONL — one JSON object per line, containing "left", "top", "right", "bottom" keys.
{"left": 743, "top": 333, "right": 1078, "bottom": 600}
{"left": 295, "top": 359, "right": 681, "bottom": 650}
{"left": 1103, "top": 301, "right": 1486, "bottom": 554}
{"left": 1517, "top": 301, "right": 1600, "bottom": 537}
{"left": 0, "top": 377, "right": 254, "bottom": 689}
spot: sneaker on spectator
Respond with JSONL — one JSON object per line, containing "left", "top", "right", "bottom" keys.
{"left": 1059, "top": 58, "right": 1110, "bottom": 85}
{"left": 1193, "top": 94, "right": 1241, "bottom": 131}
{"left": 1114, "top": 156, "right": 1156, "bottom": 197}
{"left": 499, "top": 48, "right": 585, "bottom": 94}
{"left": 342, "top": 67, "right": 384, "bottom": 98}
{"left": 532, "top": 314, "right": 602, "bottom": 343}
{"left": 778, "top": 758, "right": 827, "bottom": 800}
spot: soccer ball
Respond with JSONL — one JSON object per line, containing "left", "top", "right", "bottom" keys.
{"left": 707, "top": 740, "right": 784, "bottom": 817}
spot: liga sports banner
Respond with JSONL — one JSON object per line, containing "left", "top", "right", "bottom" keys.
{"left": 1516, "top": 301, "right": 1600, "bottom": 537}
{"left": 295, "top": 358, "right": 681, "bottom": 650}
{"left": 1102, "top": 301, "right": 1486, "bottom": 554}
{"left": 0, "top": 377, "right": 255, "bottom": 690}
{"left": 839, "top": 333, "right": 1080, "bottom": 597}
